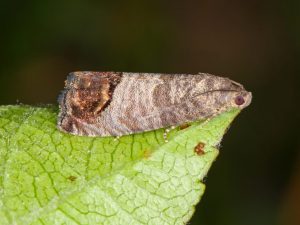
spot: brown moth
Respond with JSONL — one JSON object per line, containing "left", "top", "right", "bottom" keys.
{"left": 58, "top": 72, "right": 252, "bottom": 137}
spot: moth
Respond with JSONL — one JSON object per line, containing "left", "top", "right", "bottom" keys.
{"left": 58, "top": 72, "right": 252, "bottom": 137}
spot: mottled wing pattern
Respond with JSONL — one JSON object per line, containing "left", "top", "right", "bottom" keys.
{"left": 58, "top": 71, "right": 122, "bottom": 134}
{"left": 58, "top": 72, "right": 252, "bottom": 137}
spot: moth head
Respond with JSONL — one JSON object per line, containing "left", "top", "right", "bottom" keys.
{"left": 192, "top": 75, "right": 252, "bottom": 116}
{"left": 225, "top": 79, "right": 252, "bottom": 110}
{"left": 221, "top": 89, "right": 252, "bottom": 111}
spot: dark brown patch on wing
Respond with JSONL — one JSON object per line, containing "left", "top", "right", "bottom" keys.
{"left": 194, "top": 142, "right": 205, "bottom": 155}
{"left": 59, "top": 115, "right": 78, "bottom": 133}
{"left": 152, "top": 83, "right": 172, "bottom": 107}
{"left": 59, "top": 72, "right": 122, "bottom": 123}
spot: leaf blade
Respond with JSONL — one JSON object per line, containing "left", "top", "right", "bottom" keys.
{"left": 0, "top": 105, "right": 240, "bottom": 225}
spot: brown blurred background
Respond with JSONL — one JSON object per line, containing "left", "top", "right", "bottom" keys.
{"left": 0, "top": 0, "right": 299, "bottom": 224}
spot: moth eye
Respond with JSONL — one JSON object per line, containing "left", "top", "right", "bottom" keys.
{"left": 235, "top": 95, "right": 245, "bottom": 105}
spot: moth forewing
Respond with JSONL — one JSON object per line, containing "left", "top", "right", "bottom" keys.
{"left": 58, "top": 72, "right": 252, "bottom": 137}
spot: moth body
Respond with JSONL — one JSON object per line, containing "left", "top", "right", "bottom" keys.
{"left": 58, "top": 72, "right": 252, "bottom": 137}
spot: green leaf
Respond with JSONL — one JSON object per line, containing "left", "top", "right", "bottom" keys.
{"left": 0, "top": 105, "right": 240, "bottom": 225}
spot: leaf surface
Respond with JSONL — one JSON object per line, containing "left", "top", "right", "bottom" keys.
{"left": 0, "top": 105, "right": 240, "bottom": 225}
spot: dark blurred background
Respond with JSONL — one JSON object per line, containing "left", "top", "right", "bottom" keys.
{"left": 0, "top": 0, "right": 299, "bottom": 224}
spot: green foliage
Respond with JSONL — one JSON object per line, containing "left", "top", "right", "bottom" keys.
{"left": 0, "top": 105, "right": 240, "bottom": 225}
